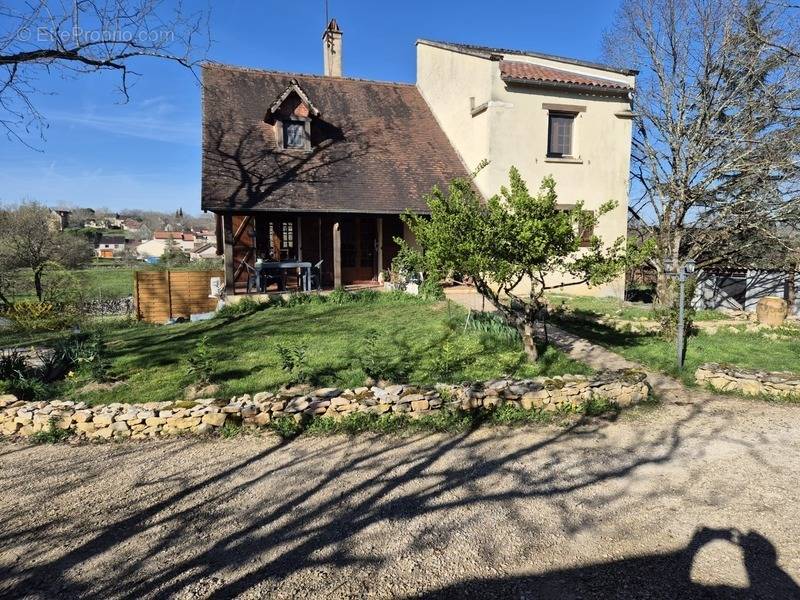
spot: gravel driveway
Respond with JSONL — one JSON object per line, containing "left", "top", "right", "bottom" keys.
{"left": 1, "top": 396, "right": 799, "bottom": 599}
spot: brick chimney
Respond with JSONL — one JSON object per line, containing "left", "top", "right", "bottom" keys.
{"left": 323, "top": 18, "right": 342, "bottom": 77}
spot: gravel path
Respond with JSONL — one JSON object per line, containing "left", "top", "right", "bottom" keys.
{"left": 1, "top": 393, "right": 799, "bottom": 599}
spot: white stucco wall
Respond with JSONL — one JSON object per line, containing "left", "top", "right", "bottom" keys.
{"left": 416, "top": 42, "right": 634, "bottom": 298}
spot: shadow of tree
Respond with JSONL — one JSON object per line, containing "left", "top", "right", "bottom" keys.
{"left": 0, "top": 397, "right": 796, "bottom": 599}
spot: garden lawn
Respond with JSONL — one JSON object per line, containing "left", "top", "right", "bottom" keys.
{"left": 556, "top": 319, "right": 800, "bottom": 386}
{"left": 75, "top": 267, "right": 136, "bottom": 300}
{"left": 547, "top": 293, "right": 728, "bottom": 321}
{"left": 67, "top": 295, "right": 590, "bottom": 405}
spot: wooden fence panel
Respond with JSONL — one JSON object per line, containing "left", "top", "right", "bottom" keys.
{"left": 134, "top": 270, "right": 223, "bottom": 323}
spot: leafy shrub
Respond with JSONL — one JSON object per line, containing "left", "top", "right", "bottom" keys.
{"left": 215, "top": 296, "right": 268, "bottom": 318}
{"left": 0, "top": 349, "right": 28, "bottom": 380}
{"left": 65, "top": 332, "right": 112, "bottom": 382}
{"left": 327, "top": 288, "right": 354, "bottom": 304}
{"left": 185, "top": 335, "right": 215, "bottom": 385}
{"left": 31, "top": 417, "right": 72, "bottom": 444}
{"left": 424, "top": 337, "right": 481, "bottom": 382}
{"left": 351, "top": 329, "right": 408, "bottom": 382}
{"left": 275, "top": 343, "right": 308, "bottom": 383}
{"left": 271, "top": 415, "right": 303, "bottom": 439}
{"left": 220, "top": 419, "right": 242, "bottom": 439}
{"left": 2, "top": 300, "right": 56, "bottom": 330}
{"left": 2, "top": 371, "right": 49, "bottom": 401}
{"left": 418, "top": 278, "right": 445, "bottom": 301}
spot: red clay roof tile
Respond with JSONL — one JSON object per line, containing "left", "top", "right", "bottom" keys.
{"left": 499, "top": 60, "right": 632, "bottom": 91}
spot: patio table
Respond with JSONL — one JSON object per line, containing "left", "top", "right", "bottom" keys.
{"left": 255, "top": 261, "right": 312, "bottom": 292}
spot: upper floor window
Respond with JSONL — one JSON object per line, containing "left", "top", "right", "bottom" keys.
{"left": 283, "top": 120, "right": 306, "bottom": 149}
{"left": 547, "top": 112, "right": 575, "bottom": 157}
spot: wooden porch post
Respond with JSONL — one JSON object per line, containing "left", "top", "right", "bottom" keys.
{"left": 222, "top": 213, "right": 235, "bottom": 295}
{"left": 254, "top": 214, "right": 268, "bottom": 259}
{"left": 317, "top": 217, "right": 322, "bottom": 263}
{"left": 333, "top": 221, "right": 341, "bottom": 289}
{"left": 377, "top": 217, "right": 384, "bottom": 274}
{"left": 297, "top": 216, "right": 302, "bottom": 261}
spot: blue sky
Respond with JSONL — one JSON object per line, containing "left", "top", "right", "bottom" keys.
{"left": 0, "top": 0, "right": 621, "bottom": 215}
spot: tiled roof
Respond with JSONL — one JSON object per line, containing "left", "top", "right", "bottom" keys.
{"left": 201, "top": 64, "right": 468, "bottom": 214}
{"left": 154, "top": 231, "right": 194, "bottom": 241}
{"left": 499, "top": 60, "right": 632, "bottom": 92}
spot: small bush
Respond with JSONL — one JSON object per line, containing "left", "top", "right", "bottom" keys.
{"left": 3, "top": 300, "right": 57, "bottom": 331}
{"left": 2, "top": 371, "right": 50, "bottom": 401}
{"left": 423, "top": 337, "right": 481, "bottom": 382}
{"left": 275, "top": 343, "right": 308, "bottom": 383}
{"left": 0, "top": 349, "right": 28, "bottom": 380}
{"left": 351, "top": 329, "right": 408, "bottom": 382}
{"left": 31, "top": 417, "right": 72, "bottom": 444}
{"left": 418, "top": 278, "right": 445, "bottom": 301}
{"left": 220, "top": 419, "right": 242, "bottom": 439}
{"left": 215, "top": 297, "right": 267, "bottom": 318}
{"left": 582, "top": 397, "right": 620, "bottom": 416}
{"left": 271, "top": 415, "right": 303, "bottom": 439}
{"left": 327, "top": 288, "right": 354, "bottom": 304}
{"left": 68, "top": 332, "right": 112, "bottom": 382}
{"left": 185, "top": 335, "right": 215, "bottom": 385}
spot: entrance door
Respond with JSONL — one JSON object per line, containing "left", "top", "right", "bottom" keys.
{"left": 340, "top": 217, "right": 377, "bottom": 283}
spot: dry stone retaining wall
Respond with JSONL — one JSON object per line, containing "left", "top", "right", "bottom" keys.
{"left": 0, "top": 370, "right": 649, "bottom": 441}
{"left": 695, "top": 363, "right": 800, "bottom": 399}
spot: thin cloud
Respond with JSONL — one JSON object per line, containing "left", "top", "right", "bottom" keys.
{"left": 48, "top": 102, "right": 198, "bottom": 145}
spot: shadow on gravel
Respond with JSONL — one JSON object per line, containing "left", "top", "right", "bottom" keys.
{"left": 0, "top": 399, "right": 791, "bottom": 599}
{"left": 414, "top": 526, "right": 800, "bottom": 599}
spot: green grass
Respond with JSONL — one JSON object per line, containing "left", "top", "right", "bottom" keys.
{"left": 556, "top": 318, "right": 800, "bottom": 386}
{"left": 268, "top": 399, "right": 622, "bottom": 439}
{"left": 57, "top": 295, "right": 590, "bottom": 405}
{"left": 5, "top": 266, "right": 136, "bottom": 303}
{"left": 74, "top": 267, "right": 136, "bottom": 300}
{"left": 547, "top": 293, "right": 729, "bottom": 322}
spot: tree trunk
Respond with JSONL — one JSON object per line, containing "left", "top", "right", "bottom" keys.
{"left": 521, "top": 321, "right": 539, "bottom": 362}
{"left": 787, "top": 268, "right": 797, "bottom": 315}
{"left": 33, "top": 268, "right": 44, "bottom": 301}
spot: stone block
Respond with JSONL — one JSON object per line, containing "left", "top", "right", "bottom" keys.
{"left": 202, "top": 413, "right": 227, "bottom": 427}
{"left": 410, "top": 399, "right": 429, "bottom": 412}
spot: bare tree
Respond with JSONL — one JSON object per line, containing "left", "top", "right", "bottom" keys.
{"left": 0, "top": 202, "right": 94, "bottom": 301}
{"left": 0, "top": 0, "right": 208, "bottom": 143}
{"left": 604, "top": 0, "right": 800, "bottom": 304}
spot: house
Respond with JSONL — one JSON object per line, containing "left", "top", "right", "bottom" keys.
{"left": 201, "top": 20, "right": 635, "bottom": 295}
{"left": 190, "top": 242, "right": 219, "bottom": 262}
{"left": 136, "top": 232, "right": 196, "bottom": 260}
{"left": 49, "top": 209, "right": 71, "bottom": 231}
{"left": 96, "top": 235, "right": 126, "bottom": 258}
{"left": 122, "top": 218, "right": 142, "bottom": 232}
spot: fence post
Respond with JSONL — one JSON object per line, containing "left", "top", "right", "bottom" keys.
{"left": 166, "top": 270, "right": 173, "bottom": 321}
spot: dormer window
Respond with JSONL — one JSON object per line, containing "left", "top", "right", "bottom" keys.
{"left": 268, "top": 79, "right": 321, "bottom": 153}
{"left": 283, "top": 120, "right": 306, "bottom": 148}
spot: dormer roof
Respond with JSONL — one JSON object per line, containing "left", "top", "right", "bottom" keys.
{"left": 268, "top": 78, "right": 321, "bottom": 117}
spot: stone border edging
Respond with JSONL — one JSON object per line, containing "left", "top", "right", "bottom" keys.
{"left": 0, "top": 370, "right": 649, "bottom": 441}
{"left": 695, "top": 363, "right": 800, "bottom": 399}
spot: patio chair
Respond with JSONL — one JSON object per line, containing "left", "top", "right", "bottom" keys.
{"left": 311, "top": 260, "right": 324, "bottom": 291}
{"left": 242, "top": 262, "right": 260, "bottom": 294}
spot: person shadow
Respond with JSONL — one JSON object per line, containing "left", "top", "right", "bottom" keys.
{"left": 416, "top": 526, "right": 800, "bottom": 599}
